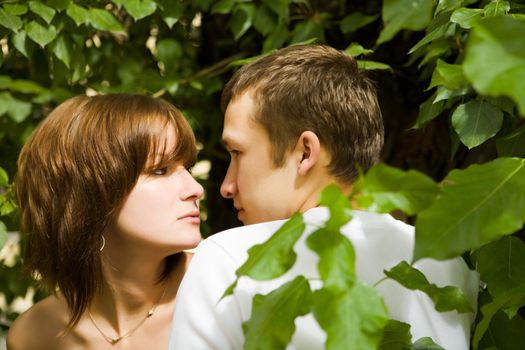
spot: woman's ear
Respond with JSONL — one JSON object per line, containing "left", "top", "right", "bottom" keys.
{"left": 296, "top": 131, "right": 321, "bottom": 176}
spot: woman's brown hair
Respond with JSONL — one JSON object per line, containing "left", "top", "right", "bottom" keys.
{"left": 15, "top": 94, "right": 196, "bottom": 327}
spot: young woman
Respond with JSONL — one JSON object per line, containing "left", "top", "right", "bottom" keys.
{"left": 7, "top": 94, "right": 204, "bottom": 349}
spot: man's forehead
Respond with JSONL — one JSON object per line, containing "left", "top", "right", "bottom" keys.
{"left": 222, "top": 94, "right": 263, "bottom": 143}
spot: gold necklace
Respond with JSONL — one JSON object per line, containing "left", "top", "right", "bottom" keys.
{"left": 88, "top": 282, "right": 169, "bottom": 345}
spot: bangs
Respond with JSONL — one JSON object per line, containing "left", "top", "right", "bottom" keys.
{"left": 144, "top": 109, "right": 197, "bottom": 172}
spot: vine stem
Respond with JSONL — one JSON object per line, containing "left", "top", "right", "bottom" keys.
{"left": 373, "top": 277, "right": 388, "bottom": 288}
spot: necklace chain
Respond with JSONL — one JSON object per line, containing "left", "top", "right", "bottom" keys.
{"left": 88, "top": 282, "right": 169, "bottom": 345}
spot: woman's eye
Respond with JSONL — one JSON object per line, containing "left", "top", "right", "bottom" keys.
{"left": 229, "top": 150, "right": 240, "bottom": 156}
{"left": 153, "top": 167, "right": 168, "bottom": 175}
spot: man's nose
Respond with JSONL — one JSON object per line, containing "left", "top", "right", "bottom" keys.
{"left": 220, "top": 165, "right": 237, "bottom": 199}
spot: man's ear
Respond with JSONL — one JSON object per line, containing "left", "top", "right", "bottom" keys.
{"left": 296, "top": 131, "right": 321, "bottom": 176}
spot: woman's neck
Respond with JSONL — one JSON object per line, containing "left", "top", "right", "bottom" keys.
{"left": 88, "top": 253, "right": 183, "bottom": 337}
{"left": 98, "top": 258, "right": 168, "bottom": 314}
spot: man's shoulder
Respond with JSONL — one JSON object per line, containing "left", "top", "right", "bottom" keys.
{"left": 202, "top": 218, "right": 289, "bottom": 253}
{"left": 199, "top": 208, "right": 415, "bottom": 259}
{"left": 346, "top": 210, "right": 414, "bottom": 237}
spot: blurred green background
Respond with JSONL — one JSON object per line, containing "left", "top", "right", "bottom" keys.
{"left": 1, "top": 0, "right": 525, "bottom": 348}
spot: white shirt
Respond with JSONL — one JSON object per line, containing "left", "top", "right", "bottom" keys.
{"left": 169, "top": 208, "right": 479, "bottom": 350}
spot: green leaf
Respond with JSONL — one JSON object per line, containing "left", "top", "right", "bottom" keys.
{"left": 230, "top": 3, "right": 255, "bottom": 40}
{"left": 355, "top": 164, "right": 439, "bottom": 215}
{"left": 312, "top": 283, "right": 388, "bottom": 350}
{"left": 87, "top": 8, "right": 123, "bottom": 31}
{"left": 290, "top": 17, "right": 324, "bottom": 44}
{"left": 0, "top": 167, "right": 8, "bottom": 187}
{"left": 345, "top": 43, "right": 373, "bottom": 57}
{"left": 306, "top": 227, "right": 355, "bottom": 291}
{"left": 450, "top": 8, "right": 484, "bottom": 29}
{"left": 428, "top": 59, "right": 467, "bottom": 90}
{"left": 496, "top": 124, "right": 525, "bottom": 157}
{"left": 435, "top": 0, "right": 462, "bottom": 14}
{"left": 378, "top": 320, "right": 412, "bottom": 350}
{"left": 123, "top": 0, "right": 157, "bottom": 21}
{"left": 0, "top": 189, "right": 16, "bottom": 216}
{"left": 211, "top": 0, "right": 234, "bottom": 14}
{"left": 262, "top": 0, "right": 290, "bottom": 19}
{"left": 66, "top": 3, "right": 89, "bottom": 26}
{"left": 4, "top": 4, "right": 28, "bottom": 16}
{"left": 234, "top": 213, "right": 305, "bottom": 280}
{"left": 451, "top": 100, "right": 504, "bottom": 149}
{"left": 484, "top": 0, "right": 510, "bottom": 17}
{"left": 477, "top": 307, "right": 525, "bottom": 350}
{"left": 7, "top": 93, "right": 31, "bottom": 122}
{"left": 25, "top": 21, "right": 57, "bottom": 47}
{"left": 411, "top": 337, "right": 445, "bottom": 349}
{"left": 253, "top": 4, "right": 276, "bottom": 36}
{"left": 0, "top": 8, "right": 23, "bottom": 32}
{"left": 242, "top": 276, "right": 312, "bottom": 350}
{"left": 117, "top": 59, "right": 142, "bottom": 85}
{"left": 487, "top": 96, "right": 515, "bottom": 115}
{"left": 165, "top": 80, "right": 179, "bottom": 95}
{"left": 409, "top": 22, "right": 450, "bottom": 54}
{"left": 357, "top": 60, "right": 392, "bottom": 71}
{"left": 0, "top": 92, "right": 32, "bottom": 122}
{"left": 11, "top": 31, "right": 34, "bottom": 58}
{"left": 160, "top": 0, "right": 182, "bottom": 29}
{"left": 156, "top": 38, "right": 183, "bottom": 76}
{"left": 463, "top": 16, "right": 525, "bottom": 115}
{"left": 472, "top": 282, "right": 525, "bottom": 349}
{"left": 8, "top": 79, "right": 45, "bottom": 94}
{"left": 377, "top": 0, "right": 435, "bottom": 45}
{"left": 31, "top": 87, "right": 72, "bottom": 105}
{"left": 0, "top": 221, "right": 7, "bottom": 251}
{"left": 340, "top": 12, "right": 379, "bottom": 34}
{"left": 51, "top": 34, "right": 73, "bottom": 68}
{"left": 262, "top": 21, "right": 289, "bottom": 52}
{"left": 433, "top": 85, "right": 469, "bottom": 103}
{"left": 47, "top": 0, "right": 71, "bottom": 11}
{"left": 318, "top": 184, "right": 353, "bottom": 231}
{"left": 413, "top": 91, "right": 445, "bottom": 128}
{"left": 414, "top": 158, "right": 525, "bottom": 260}
{"left": 409, "top": 11, "right": 456, "bottom": 54}
{"left": 385, "top": 261, "right": 473, "bottom": 313}
{"left": 29, "top": 1, "right": 56, "bottom": 24}
{"left": 418, "top": 39, "right": 452, "bottom": 68}
{"left": 189, "top": 80, "right": 203, "bottom": 91}
{"left": 475, "top": 236, "right": 525, "bottom": 301}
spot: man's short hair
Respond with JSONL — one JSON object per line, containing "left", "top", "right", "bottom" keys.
{"left": 221, "top": 44, "right": 384, "bottom": 183}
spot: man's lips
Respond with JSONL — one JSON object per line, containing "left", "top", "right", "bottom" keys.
{"left": 235, "top": 208, "right": 245, "bottom": 220}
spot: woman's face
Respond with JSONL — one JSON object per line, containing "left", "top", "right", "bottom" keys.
{"left": 110, "top": 127, "right": 204, "bottom": 254}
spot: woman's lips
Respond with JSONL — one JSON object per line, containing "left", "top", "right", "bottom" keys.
{"left": 179, "top": 212, "right": 201, "bottom": 224}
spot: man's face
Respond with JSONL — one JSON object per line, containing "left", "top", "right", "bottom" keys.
{"left": 220, "top": 91, "right": 300, "bottom": 225}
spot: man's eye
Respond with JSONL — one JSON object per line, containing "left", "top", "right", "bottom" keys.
{"left": 153, "top": 167, "right": 168, "bottom": 175}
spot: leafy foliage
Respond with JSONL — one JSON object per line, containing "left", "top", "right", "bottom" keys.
{"left": 1, "top": 0, "right": 524, "bottom": 348}
{"left": 242, "top": 276, "right": 312, "bottom": 350}
{"left": 384, "top": 261, "right": 473, "bottom": 313}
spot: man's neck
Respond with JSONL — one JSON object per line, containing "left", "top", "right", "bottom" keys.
{"left": 297, "top": 178, "right": 352, "bottom": 213}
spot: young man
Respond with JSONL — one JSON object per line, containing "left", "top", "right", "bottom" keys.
{"left": 168, "top": 45, "right": 478, "bottom": 349}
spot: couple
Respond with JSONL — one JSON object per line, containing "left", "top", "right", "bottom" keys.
{"left": 7, "top": 45, "right": 478, "bottom": 349}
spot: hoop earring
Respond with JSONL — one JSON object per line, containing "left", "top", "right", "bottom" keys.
{"left": 99, "top": 235, "right": 106, "bottom": 252}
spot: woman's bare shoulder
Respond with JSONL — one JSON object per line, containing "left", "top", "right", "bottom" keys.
{"left": 7, "top": 295, "right": 68, "bottom": 350}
